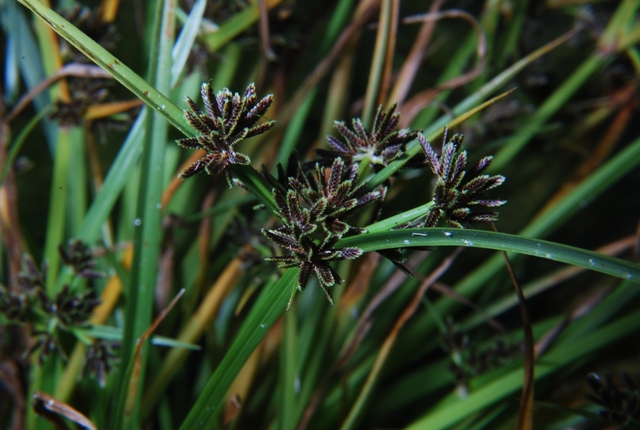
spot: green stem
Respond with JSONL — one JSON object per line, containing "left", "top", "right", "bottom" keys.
{"left": 362, "top": 0, "right": 391, "bottom": 127}
{"left": 114, "top": 0, "right": 175, "bottom": 428}
{"left": 179, "top": 269, "right": 298, "bottom": 429}
{"left": 44, "top": 127, "right": 75, "bottom": 294}
{"left": 279, "top": 308, "right": 298, "bottom": 430}
{"left": 0, "top": 107, "right": 49, "bottom": 185}
{"left": 364, "top": 201, "right": 434, "bottom": 234}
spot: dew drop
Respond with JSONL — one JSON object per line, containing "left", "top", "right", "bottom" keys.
{"left": 403, "top": 239, "right": 411, "bottom": 245}
{"left": 588, "top": 258, "right": 596, "bottom": 267}
{"left": 350, "top": 307, "right": 359, "bottom": 319}
{"left": 625, "top": 273, "right": 633, "bottom": 280}
{"left": 156, "top": 203, "right": 162, "bottom": 209}
{"left": 545, "top": 253, "right": 552, "bottom": 259}
{"left": 133, "top": 218, "right": 142, "bottom": 226}
{"left": 443, "top": 231, "right": 453, "bottom": 237}
{"left": 260, "top": 323, "right": 266, "bottom": 329}
{"left": 294, "top": 375, "right": 301, "bottom": 394}
{"left": 157, "top": 105, "right": 165, "bottom": 111}
{"left": 411, "top": 232, "right": 428, "bottom": 237}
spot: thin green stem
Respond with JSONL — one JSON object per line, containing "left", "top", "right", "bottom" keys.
{"left": 114, "top": 0, "right": 175, "bottom": 428}
{"left": 44, "top": 127, "right": 75, "bottom": 294}
{"left": 0, "top": 106, "right": 50, "bottom": 185}
{"left": 179, "top": 269, "right": 298, "bottom": 429}
{"left": 364, "top": 201, "right": 434, "bottom": 234}
{"left": 279, "top": 308, "right": 298, "bottom": 430}
{"left": 362, "top": 0, "right": 391, "bottom": 126}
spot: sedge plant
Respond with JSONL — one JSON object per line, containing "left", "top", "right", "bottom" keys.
{"left": 2, "top": 1, "right": 640, "bottom": 429}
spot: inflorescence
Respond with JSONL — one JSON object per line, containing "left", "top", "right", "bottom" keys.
{"left": 176, "top": 83, "right": 506, "bottom": 305}
{"left": 418, "top": 129, "right": 506, "bottom": 228}
{"left": 261, "top": 153, "right": 383, "bottom": 304}
{"left": 177, "top": 82, "right": 275, "bottom": 186}
{"left": 0, "top": 241, "right": 113, "bottom": 377}
{"left": 586, "top": 372, "right": 640, "bottom": 426}
{"left": 316, "top": 103, "right": 418, "bottom": 171}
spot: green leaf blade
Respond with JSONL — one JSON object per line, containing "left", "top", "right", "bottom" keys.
{"left": 337, "top": 228, "right": 640, "bottom": 283}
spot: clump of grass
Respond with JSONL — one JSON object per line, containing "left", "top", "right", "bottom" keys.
{"left": 2, "top": 1, "right": 640, "bottom": 430}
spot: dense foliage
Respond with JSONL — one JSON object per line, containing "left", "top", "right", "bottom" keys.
{"left": 1, "top": 1, "right": 640, "bottom": 429}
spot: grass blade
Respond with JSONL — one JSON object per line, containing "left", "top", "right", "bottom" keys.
{"left": 170, "top": 0, "right": 206, "bottom": 88}
{"left": 113, "top": 0, "right": 176, "bottom": 427}
{"left": 179, "top": 269, "right": 298, "bottom": 429}
{"left": 77, "top": 111, "right": 146, "bottom": 243}
{"left": 337, "top": 228, "right": 640, "bottom": 283}
{"left": 43, "top": 127, "right": 77, "bottom": 294}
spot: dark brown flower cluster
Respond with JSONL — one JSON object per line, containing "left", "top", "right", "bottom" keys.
{"left": 261, "top": 154, "right": 383, "bottom": 304}
{"left": 177, "top": 82, "right": 275, "bottom": 186}
{"left": 442, "top": 319, "right": 522, "bottom": 392}
{"left": 59, "top": 6, "right": 118, "bottom": 64}
{"left": 316, "top": 104, "right": 418, "bottom": 171}
{"left": 50, "top": 6, "right": 121, "bottom": 128}
{"left": 83, "top": 340, "right": 120, "bottom": 387}
{"left": 0, "top": 241, "right": 103, "bottom": 365}
{"left": 58, "top": 240, "right": 104, "bottom": 279}
{"left": 586, "top": 372, "right": 640, "bottom": 425}
{"left": 418, "top": 130, "right": 506, "bottom": 228}
{"left": 175, "top": 83, "right": 508, "bottom": 306}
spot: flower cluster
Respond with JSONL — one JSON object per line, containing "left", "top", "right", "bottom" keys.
{"left": 83, "top": 340, "right": 120, "bottom": 387}
{"left": 59, "top": 6, "right": 118, "bottom": 64}
{"left": 261, "top": 154, "right": 383, "bottom": 304}
{"left": 316, "top": 104, "right": 418, "bottom": 171}
{"left": 177, "top": 82, "right": 275, "bottom": 185}
{"left": 176, "top": 83, "right": 507, "bottom": 306}
{"left": 50, "top": 6, "right": 122, "bottom": 128}
{"left": 442, "top": 319, "right": 522, "bottom": 395}
{"left": 58, "top": 240, "right": 104, "bottom": 279}
{"left": 0, "top": 241, "right": 103, "bottom": 366}
{"left": 586, "top": 372, "right": 640, "bottom": 425}
{"left": 418, "top": 129, "right": 506, "bottom": 228}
